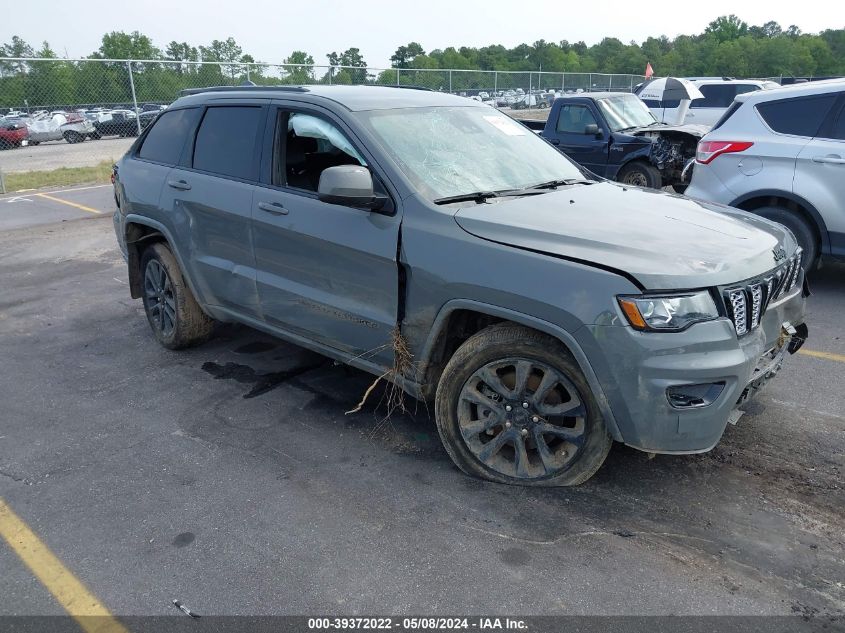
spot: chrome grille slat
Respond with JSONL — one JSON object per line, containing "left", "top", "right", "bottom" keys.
{"left": 749, "top": 284, "right": 763, "bottom": 329}
{"left": 723, "top": 251, "right": 799, "bottom": 337}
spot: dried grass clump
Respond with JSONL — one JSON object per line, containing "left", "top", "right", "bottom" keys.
{"left": 346, "top": 327, "right": 414, "bottom": 417}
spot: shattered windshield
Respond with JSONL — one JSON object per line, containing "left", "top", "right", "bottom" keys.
{"left": 357, "top": 106, "right": 584, "bottom": 201}
{"left": 597, "top": 95, "right": 657, "bottom": 131}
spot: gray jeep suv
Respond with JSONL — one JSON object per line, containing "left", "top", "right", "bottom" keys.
{"left": 113, "top": 85, "right": 808, "bottom": 486}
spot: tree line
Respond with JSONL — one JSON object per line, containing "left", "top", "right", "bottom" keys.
{"left": 1, "top": 15, "right": 843, "bottom": 109}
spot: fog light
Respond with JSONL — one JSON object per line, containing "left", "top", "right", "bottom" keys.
{"left": 667, "top": 382, "right": 726, "bottom": 409}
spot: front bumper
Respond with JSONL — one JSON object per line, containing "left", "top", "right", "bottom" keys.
{"left": 583, "top": 284, "right": 807, "bottom": 453}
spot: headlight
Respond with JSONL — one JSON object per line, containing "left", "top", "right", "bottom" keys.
{"left": 617, "top": 291, "right": 718, "bottom": 332}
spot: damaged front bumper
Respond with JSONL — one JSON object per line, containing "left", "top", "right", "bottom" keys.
{"left": 582, "top": 285, "right": 807, "bottom": 454}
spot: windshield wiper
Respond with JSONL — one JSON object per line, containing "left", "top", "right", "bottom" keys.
{"left": 526, "top": 178, "right": 594, "bottom": 190}
{"left": 433, "top": 188, "right": 547, "bottom": 205}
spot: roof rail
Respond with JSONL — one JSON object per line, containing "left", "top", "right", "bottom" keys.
{"left": 179, "top": 85, "right": 310, "bottom": 96}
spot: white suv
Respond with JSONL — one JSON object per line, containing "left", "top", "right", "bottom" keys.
{"left": 642, "top": 79, "right": 780, "bottom": 127}
{"left": 686, "top": 79, "right": 845, "bottom": 271}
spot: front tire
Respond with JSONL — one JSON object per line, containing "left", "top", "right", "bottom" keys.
{"left": 63, "top": 131, "right": 84, "bottom": 144}
{"left": 617, "top": 161, "right": 663, "bottom": 189}
{"left": 140, "top": 243, "right": 214, "bottom": 350}
{"left": 435, "top": 324, "right": 612, "bottom": 486}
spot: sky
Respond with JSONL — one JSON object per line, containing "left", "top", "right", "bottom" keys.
{"left": 2, "top": 0, "right": 844, "bottom": 68}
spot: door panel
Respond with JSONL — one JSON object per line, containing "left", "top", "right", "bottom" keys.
{"left": 794, "top": 137, "right": 845, "bottom": 236}
{"left": 252, "top": 104, "right": 400, "bottom": 363}
{"left": 548, "top": 103, "right": 609, "bottom": 175}
{"left": 252, "top": 188, "right": 399, "bottom": 361}
{"left": 160, "top": 168, "right": 260, "bottom": 316}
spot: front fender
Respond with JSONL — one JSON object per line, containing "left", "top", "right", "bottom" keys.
{"left": 418, "top": 298, "right": 625, "bottom": 442}
{"left": 606, "top": 141, "right": 653, "bottom": 180}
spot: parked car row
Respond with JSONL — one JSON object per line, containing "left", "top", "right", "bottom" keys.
{"left": 0, "top": 104, "right": 166, "bottom": 149}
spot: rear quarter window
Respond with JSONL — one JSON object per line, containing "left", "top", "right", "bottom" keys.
{"left": 192, "top": 106, "right": 263, "bottom": 180}
{"left": 137, "top": 108, "right": 201, "bottom": 165}
{"left": 756, "top": 94, "right": 838, "bottom": 137}
{"left": 711, "top": 101, "right": 742, "bottom": 131}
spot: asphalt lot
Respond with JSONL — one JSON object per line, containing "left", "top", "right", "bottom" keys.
{"left": 0, "top": 186, "right": 843, "bottom": 622}
{"left": 0, "top": 137, "right": 134, "bottom": 173}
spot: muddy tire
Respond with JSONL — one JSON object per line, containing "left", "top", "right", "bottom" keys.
{"left": 617, "top": 161, "right": 662, "bottom": 189}
{"left": 140, "top": 243, "right": 214, "bottom": 350}
{"left": 752, "top": 206, "right": 818, "bottom": 274}
{"left": 435, "top": 323, "right": 612, "bottom": 486}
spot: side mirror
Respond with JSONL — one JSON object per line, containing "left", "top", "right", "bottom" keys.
{"left": 317, "top": 165, "right": 386, "bottom": 210}
{"left": 584, "top": 123, "right": 602, "bottom": 137}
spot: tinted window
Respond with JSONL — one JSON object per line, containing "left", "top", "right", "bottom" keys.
{"left": 692, "top": 84, "right": 736, "bottom": 109}
{"left": 138, "top": 108, "right": 200, "bottom": 165}
{"left": 734, "top": 84, "right": 760, "bottom": 97}
{"left": 756, "top": 95, "right": 838, "bottom": 137}
{"left": 193, "top": 106, "right": 262, "bottom": 180}
{"left": 556, "top": 104, "right": 598, "bottom": 134}
{"left": 827, "top": 104, "right": 845, "bottom": 140}
{"left": 641, "top": 99, "right": 681, "bottom": 109}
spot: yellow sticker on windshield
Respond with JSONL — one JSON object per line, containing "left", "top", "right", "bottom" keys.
{"left": 483, "top": 115, "right": 526, "bottom": 136}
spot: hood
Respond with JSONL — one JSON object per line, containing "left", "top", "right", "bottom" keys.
{"left": 630, "top": 123, "right": 710, "bottom": 138}
{"left": 453, "top": 183, "right": 796, "bottom": 290}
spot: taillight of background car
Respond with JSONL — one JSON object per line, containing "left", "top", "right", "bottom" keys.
{"left": 695, "top": 141, "right": 754, "bottom": 164}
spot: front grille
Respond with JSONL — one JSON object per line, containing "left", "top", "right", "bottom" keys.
{"left": 724, "top": 248, "right": 802, "bottom": 337}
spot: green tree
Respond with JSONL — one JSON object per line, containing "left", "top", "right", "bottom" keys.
{"left": 390, "top": 42, "right": 425, "bottom": 68}
{"left": 705, "top": 15, "right": 749, "bottom": 43}
{"left": 284, "top": 50, "right": 315, "bottom": 83}
{"left": 95, "top": 31, "right": 160, "bottom": 60}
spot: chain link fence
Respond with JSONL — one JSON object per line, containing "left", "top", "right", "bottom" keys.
{"left": 0, "top": 56, "right": 644, "bottom": 191}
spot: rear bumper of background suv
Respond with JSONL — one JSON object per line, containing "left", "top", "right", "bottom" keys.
{"left": 584, "top": 285, "right": 806, "bottom": 454}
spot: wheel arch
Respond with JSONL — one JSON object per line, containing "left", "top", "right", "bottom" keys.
{"left": 416, "top": 299, "right": 623, "bottom": 441}
{"left": 124, "top": 215, "right": 198, "bottom": 302}
{"left": 729, "top": 190, "right": 830, "bottom": 256}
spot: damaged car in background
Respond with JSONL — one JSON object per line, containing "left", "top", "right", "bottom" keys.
{"left": 520, "top": 92, "right": 706, "bottom": 192}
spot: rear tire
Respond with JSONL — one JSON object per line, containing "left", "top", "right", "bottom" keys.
{"left": 617, "top": 161, "right": 663, "bottom": 189}
{"left": 140, "top": 243, "right": 214, "bottom": 350}
{"left": 752, "top": 205, "right": 818, "bottom": 273}
{"left": 434, "top": 324, "right": 612, "bottom": 486}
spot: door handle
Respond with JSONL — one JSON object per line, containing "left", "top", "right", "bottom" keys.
{"left": 812, "top": 155, "right": 845, "bottom": 165}
{"left": 549, "top": 139, "right": 560, "bottom": 145}
{"left": 167, "top": 179, "right": 191, "bottom": 190}
{"left": 258, "top": 201, "right": 289, "bottom": 216}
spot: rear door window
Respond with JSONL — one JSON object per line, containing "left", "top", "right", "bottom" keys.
{"left": 192, "top": 106, "right": 263, "bottom": 180}
{"left": 137, "top": 108, "right": 201, "bottom": 165}
{"left": 692, "top": 84, "right": 736, "bottom": 109}
{"left": 756, "top": 94, "right": 838, "bottom": 137}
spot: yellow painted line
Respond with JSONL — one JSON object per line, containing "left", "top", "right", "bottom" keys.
{"left": 35, "top": 192, "right": 102, "bottom": 215}
{"left": 798, "top": 348, "right": 845, "bottom": 364}
{"left": 0, "top": 498, "right": 129, "bottom": 633}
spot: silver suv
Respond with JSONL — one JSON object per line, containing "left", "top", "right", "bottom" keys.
{"left": 686, "top": 79, "right": 845, "bottom": 271}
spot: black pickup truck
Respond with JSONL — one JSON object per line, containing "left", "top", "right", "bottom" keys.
{"left": 520, "top": 92, "right": 706, "bottom": 191}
